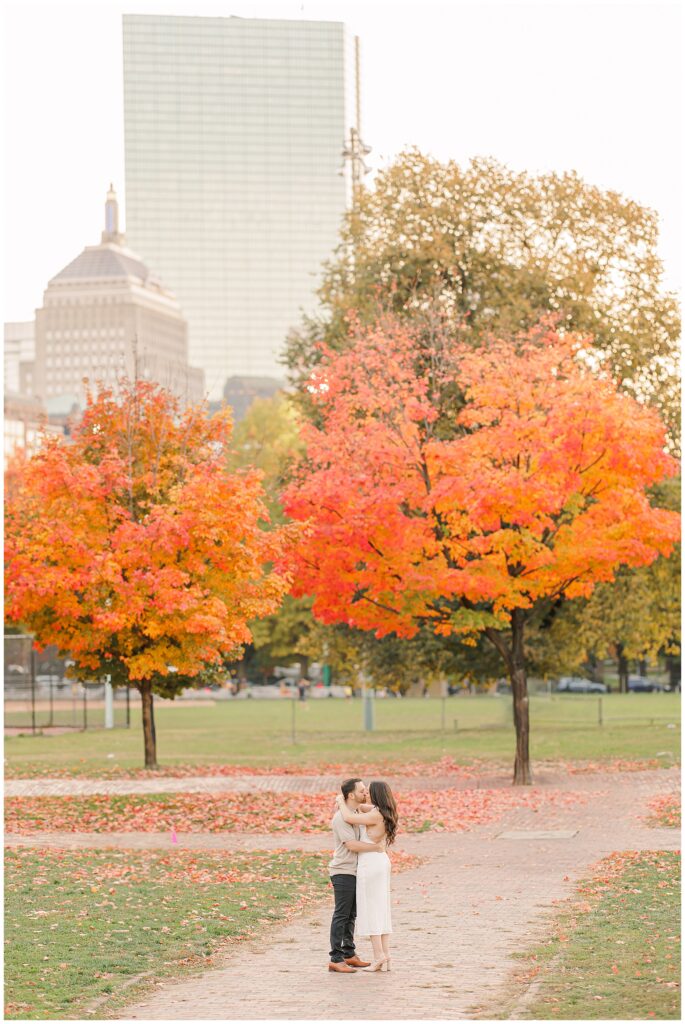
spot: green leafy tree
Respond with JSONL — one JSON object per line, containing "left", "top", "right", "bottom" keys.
{"left": 286, "top": 150, "right": 680, "bottom": 444}
{"left": 317, "top": 624, "right": 502, "bottom": 694}
{"left": 229, "top": 392, "right": 303, "bottom": 522}
{"left": 248, "top": 594, "right": 319, "bottom": 677}
{"left": 228, "top": 394, "right": 317, "bottom": 678}
{"left": 531, "top": 554, "right": 680, "bottom": 691}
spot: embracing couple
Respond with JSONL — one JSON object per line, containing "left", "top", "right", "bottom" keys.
{"left": 328, "top": 778, "right": 398, "bottom": 974}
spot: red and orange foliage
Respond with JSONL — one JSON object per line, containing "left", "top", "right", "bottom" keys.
{"left": 4, "top": 381, "right": 299, "bottom": 697}
{"left": 284, "top": 317, "right": 678, "bottom": 640}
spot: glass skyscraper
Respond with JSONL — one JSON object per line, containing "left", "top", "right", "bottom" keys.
{"left": 123, "top": 15, "right": 359, "bottom": 399}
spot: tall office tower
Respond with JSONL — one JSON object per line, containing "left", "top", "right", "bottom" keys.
{"left": 123, "top": 14, "right": 362, "bottom": 400}
{"left": 34, "top": 187, "right": 205, "bottom": 408}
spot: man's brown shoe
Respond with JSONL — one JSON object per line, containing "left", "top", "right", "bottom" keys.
{"left": 328, "top": 961, "right": 357, "bottom": 972}
{"left": 344, "top": 955, "right": 371, "bottom": 968}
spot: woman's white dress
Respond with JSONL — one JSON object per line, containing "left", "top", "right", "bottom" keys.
{"left": 355, "top": 824, "right": 392, "bottom": 936}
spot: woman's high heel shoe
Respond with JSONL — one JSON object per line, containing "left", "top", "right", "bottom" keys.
{"left": 383, "top": 957, "right": 391, "bottom": 971}
{"left": 362, "top": 957, "right": 389, "bottom": 973}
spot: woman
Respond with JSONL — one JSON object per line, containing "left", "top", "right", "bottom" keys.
{"left": 336, "top": 780, "right": 398, "bottom": 972}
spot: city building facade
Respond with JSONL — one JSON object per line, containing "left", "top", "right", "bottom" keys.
{"left": 4, "top": 321, "right": 36, "bottom": 397}
{"left": 123, "top": 14, "right": 361, "bottom": 399}
{"left": 4, "top": 391, "right": 63, "bottom": 470}
{"left": 33, "top": 187, "right": 205, "bottom": 409}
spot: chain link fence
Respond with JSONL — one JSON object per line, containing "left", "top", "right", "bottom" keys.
{"left": 4, "top": 635, "right": 131, "bottom": 733}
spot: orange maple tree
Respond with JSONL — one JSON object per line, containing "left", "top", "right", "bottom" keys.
{"left": 283, "top": 316, "right": 680, "bottom": 783}
{"left": 5, "top": 381, "right": 299, "bottom": 767}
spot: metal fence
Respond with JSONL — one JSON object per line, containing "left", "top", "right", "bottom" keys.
{"left": 216, "top": 690, "right": 681, "bottom": 743}
{"left": 4, "top": 635, "right": 131, "bottom": 733}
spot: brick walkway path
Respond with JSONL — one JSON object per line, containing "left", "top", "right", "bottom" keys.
{"left": 116, "top": 768, "right": 678, "bottom": 1020}
{"left": 4, "top": 774, "right": 462, "bottom": 797}
{"left": 7, "top": 767, "right": 678, "bottom": 1020}
{"left": 2, "top": 765, "right": 643, "bottom": 798}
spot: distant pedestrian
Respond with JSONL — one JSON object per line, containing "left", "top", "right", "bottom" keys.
{"left": 298, "top": 678, "right": 307, "bottom": 701}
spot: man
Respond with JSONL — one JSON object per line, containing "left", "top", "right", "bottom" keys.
{"left": 328, "top": 777, "right": 384, "bottom": 973}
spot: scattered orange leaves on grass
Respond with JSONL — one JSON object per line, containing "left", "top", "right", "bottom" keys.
{"left": 644, "top": 794, "right": 681, "bottom": 829}
{"left": 7, "top": 844, "right": 419, "bottom": 888}
{"left": 568, "top": 850, "right": 680, "bottom": 912}
{"left": 4, "top": 785, "right": 592, "bottom": 835}
{"left": 564, "top": 758, "right": 663, "bottom": 775}
{"left": 3, "top": 755, "right": 667, "bottom": 781}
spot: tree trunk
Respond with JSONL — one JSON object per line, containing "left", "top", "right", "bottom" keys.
{"left": 667, "top": 655, "right": 680, "bottom": 690}
{"left": 585, "top": 652, "right": 600, "bottom": 684}
{"left": 140, "top": 680, "right": 158, "bottom": 768}
{"left": 484, "top": 611, "right": 531, "bottom": 786}
{"left": 510, "top": 609, "right": 531, "bottom": 785}
{"left": 616, "top": 643, "right": 629, "bottom": 694}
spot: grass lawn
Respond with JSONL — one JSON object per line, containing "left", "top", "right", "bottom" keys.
{"left": 3, "top": 847, "right": 334, "bottom": 1020}
{"left": 4, "top": 694, "right": 680, "bottom": 776}
{"left": 491, "top": 850, "right": 681, "bottom": 1020}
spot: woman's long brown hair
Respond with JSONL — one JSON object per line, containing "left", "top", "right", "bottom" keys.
{"left": 369, "top": 780, "right": 398, "bottom": 846}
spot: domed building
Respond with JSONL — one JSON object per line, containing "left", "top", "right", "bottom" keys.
{"left": 34, "top": 187, "right": 205, "bottom": 409}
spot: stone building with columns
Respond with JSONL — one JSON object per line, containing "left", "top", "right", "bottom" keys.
{"left": 33, "top": 187, "right": 205, "bottom": 409}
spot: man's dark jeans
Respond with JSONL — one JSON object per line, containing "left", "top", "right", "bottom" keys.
{"left": 329, "top": 873, "right": 357, "bottom": 962}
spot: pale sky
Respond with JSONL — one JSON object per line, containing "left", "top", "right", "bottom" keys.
{"left": 2, "top": 0, "right": 683, "bottom": 322}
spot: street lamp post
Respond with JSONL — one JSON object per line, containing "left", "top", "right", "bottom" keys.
{"left": 361, "top": 677, "right": 375, "bottom": 732}
{"left": 104, "top": 675, "right": 114, "bottom": 729}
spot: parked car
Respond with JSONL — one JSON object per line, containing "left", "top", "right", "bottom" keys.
{"left": 556, "top": 676, "right": 607, "bottom": 694}
{"left": 626, "top": 675, "right": 664, "bottom": 693}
